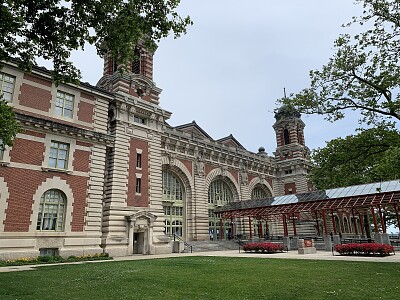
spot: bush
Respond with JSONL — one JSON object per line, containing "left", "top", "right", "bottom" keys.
{"left": 243, "top": 242, "right": 284, "bottom": 253}
{"left": 335, "top": 243, "right": 394, "bottom": 256}
{"left": 0, "top": 253, "right": 112, "bottom": 267}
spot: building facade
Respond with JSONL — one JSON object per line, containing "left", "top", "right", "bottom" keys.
{"left": 0, "top": 47, "right": 312, "bottom": 259}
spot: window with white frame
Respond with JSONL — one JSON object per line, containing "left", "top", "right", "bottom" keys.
{"left": 48, "top": 141, "right": 69, "bottom": 169}
{"left": 0, "top": 72, "right": 15, "bottom": 102}
{"left": 55, "top": 91, "right": 74, "bottom": 118}
{"left": 37, "top": 189, "right": 66, "bottom": 231}
{"left": 162, "top": 170, "right": 184, "bottom": 237}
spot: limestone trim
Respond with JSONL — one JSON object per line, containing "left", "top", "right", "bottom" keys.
{"left": 0, "top": 177, "right": 10, "bottom": 232}
{"left": 161, "top": 155, "right": 193, "bottom": 185}
{"left": 248, "top": 177, "right": 273, "bottom": 197}
{"left": 205, "top": 168, "right": 240, "bottom": 201}
{"left": 29, "top": 177, "right": 75, "bottom": 233}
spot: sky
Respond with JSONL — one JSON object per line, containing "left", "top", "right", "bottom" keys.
{"left": 66, "top": 0, "right": 365, "bottom": 155}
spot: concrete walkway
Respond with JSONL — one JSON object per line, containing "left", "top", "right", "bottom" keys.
{"left": 1, "top": 250, "right": 399, "bottom": 273}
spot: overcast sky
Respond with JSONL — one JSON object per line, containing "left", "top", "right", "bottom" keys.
{"left": 67, "top": 0, "right": 365, "bottom": 154}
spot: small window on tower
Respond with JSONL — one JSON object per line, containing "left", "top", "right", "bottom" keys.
{"left": 132, "top": 48, "right": 141, "bottom": 74}
{"left": 284, "top": 129, "right": 290, "bottom": 145}
{"left": 136, "top": 153, "right": 142, "bottom": 169}
{"left": 136, "top": 178, "right": 141, "bottom": 194}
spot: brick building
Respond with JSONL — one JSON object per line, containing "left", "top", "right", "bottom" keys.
{"left": 0, "top": 46, "right": 312, "bottom": 259}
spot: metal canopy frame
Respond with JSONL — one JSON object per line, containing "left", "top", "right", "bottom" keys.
{"left": 217, "top": 191, "right": 400, "bottom": 220}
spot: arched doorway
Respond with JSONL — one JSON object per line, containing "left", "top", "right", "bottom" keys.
{"left": 162, "top": 170, "right": 185, "bottom": 238}
{"left": 208, "top": 178, "right": 233, "bottom": 240}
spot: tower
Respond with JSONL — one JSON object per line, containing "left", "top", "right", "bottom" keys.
{"left": 97, "top": 44, "right": 162, "bottom": 105}
{"left": 273, "top": 105, "right": 312, "bottom": 195}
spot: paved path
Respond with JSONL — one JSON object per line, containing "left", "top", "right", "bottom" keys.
{"left": 1, "top": 250, "right": 399, "bottom": 273}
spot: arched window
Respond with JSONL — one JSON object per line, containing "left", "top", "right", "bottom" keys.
{"left": 251, "top": 184, "right": 272, "bottom": 199}
{"left": 37, "top": 189, "right": 66, "bottom": 231}
{"left": 208, "top": 180, "right": 233, "bottom": 206}
{"left": 162, "top": 170, "right": 184, "bottom": 237}
{"left": 284, "top": 129, "right": 290, "bottom": 145}
{"left": 208, "top": 179, "right": 233, "bottom": 240}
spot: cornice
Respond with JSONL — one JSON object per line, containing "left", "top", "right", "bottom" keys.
{"left": 16, "top": 112, "right": 114, "bottom": 145}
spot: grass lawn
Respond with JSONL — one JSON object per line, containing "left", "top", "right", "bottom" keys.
{"left": 0, "top": 257, "right": 399, "bottom": 299}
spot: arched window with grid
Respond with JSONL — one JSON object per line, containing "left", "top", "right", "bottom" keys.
{"left": 208, "top": 179, "right": 233, "bottom": 240}
{"left": 251, "top": 184, "right": 272, "bottom": 199}
{"left": 162, "top": 170, "right": 184, "bottom": 237}
{"left": 36, "top": 189, "right": 66, "bottom": 231}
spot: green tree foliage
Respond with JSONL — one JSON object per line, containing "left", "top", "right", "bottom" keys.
{"left": 0, "top": 0, "right": 192, "bottom": 84}
{"left": 0, "top": 0, "right": 191, "bottom": 145}
{"left": 0, "top": 98, "right": 22, "bottom": 148}
{"left": 280, "top": 0, "right": 399, "bottom": 126}
{"left": 310, "top": 126, "right": 400, "bottom": 190}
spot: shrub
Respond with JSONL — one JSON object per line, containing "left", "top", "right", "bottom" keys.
{"left": 243, "top": 242, "right": 284, "bottom": 253}
{"left": 335, "top": 243, "right": 394, "bottom": 256}
{"left": 0, "top": 253, "right": 112, "bottom": 267}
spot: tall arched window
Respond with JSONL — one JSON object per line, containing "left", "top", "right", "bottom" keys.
{"left": 162, "top": 170, "right": 184, "bottom": 237}
{"left": 37, "top": 189, "right": 66, "bottom": 231}
{"left": 208, "top": 179, "right": 233, "bottom": 240}
{"left": 251, "top": 184, "right": 272, "bottom": 199}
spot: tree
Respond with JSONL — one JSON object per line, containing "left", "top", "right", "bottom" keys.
{"left": 0, "top": 0, "right": 192, "bottom": 147}
{"left": 279, "top": 0, "right": 399, "bottom": 126}
{"left": 0, "top": 0, "right": 192, "bottom": 84}
{"left": 0, "top": 98, "right": 22, "bottom": 149}
{"left": 310, "top": 126, "right": 400, "bottom": 190}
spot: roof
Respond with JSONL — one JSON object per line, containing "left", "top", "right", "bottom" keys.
{"left": 216, "top": 134, "right": 246, "bottom": 150}
{"left": 217, "top": 180, "right": 400, "bottom": 218}
{"left": 174, "top": 121, "right": 214, "bottom": 140}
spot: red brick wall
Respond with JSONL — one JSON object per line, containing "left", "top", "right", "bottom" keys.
{"left": 24, "top": 130, "right": 46, "bottom": 139}
{"left": 248, "top": 175, "right": 255, "bottom": 183}
{"left": 231, "top": 170, "right": 238, "bottom": 184}
{"left": 0, "top": 168, "right": 88, "bottom": 232}
{"left": 73, "top": 149, "right": 90, "bottom": 172}
{"left": 205, "top": 164, "right": 215, "bottom": 177}
{"left": 80, "top": 92, "right": 95, "bottom": 101}
{"left": 13, "top": 108, "right": 92, "bottom": 130}
{"left": 127, "top": 138, "right": 149, "bottom": 207}
{"left": 23, "top": 73, "right": 52, "bottom": 87}
{"left": 76, "top": 141, "right": 93, "bottom": 148}
{"left": 10, "top": 138, "right": 44, "bottom": 166}
{"left": 179, "top": 159, "right": 192, "bottom": 176}
{"left": 19, "top": 84, "right": 52, "bottom": 112}
{"left": 284, "top": 182, "right": 297, "bottom": 195}
{"left": 77, "top": 101, "right": 94, "bottom": 124}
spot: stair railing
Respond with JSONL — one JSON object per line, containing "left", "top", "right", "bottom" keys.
{"left": 173, "top": 234, "right": 193, "bottom": 253}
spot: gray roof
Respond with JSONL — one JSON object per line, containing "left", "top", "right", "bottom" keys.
{"left": 219, "top": 180, "right": 400, "bottom": 212}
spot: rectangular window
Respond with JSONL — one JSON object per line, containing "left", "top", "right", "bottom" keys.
{"left": 135, "top": 178, "right": 141, "bottom": 194}
{"left": 133, "top": 116, "right": 146, "bottom": 125}
{"left": 48, "top": 141, "right": 69, "bottom": 169}
{"left": 55, "top": 91, "right": 74, "bottom": 118}
{"left": 0, "top": 72, "right": 16, "bottom": 102}
{"left": 136, "top": 153, "right": 142, "bottom": 168}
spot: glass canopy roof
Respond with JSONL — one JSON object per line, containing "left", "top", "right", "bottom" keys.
{"left": 219, "top": 180, "right": 400, "bottom": 212}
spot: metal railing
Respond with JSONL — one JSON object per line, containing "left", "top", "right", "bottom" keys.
{"left": 173, "top": 234, "right": 193, "bottom": 253}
